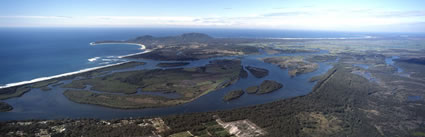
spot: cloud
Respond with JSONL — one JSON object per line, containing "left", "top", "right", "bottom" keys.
{"left": 1, "top": 9, "right": 425, "bottom": 32}
{"left": 262, "top": 11, "right": 311, "bottom": 17}
{"left": 374, "top": 10, "right": 425, "bottom": 18}
{"left": 0, "top": 16, "right": 72, "bottom": 19}
{"left": 262, "top": 8, "right": 425, "bottom": 18}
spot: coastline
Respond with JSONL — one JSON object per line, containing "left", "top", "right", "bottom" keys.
{"left": 0, "top": 42, "right": 151, "bottom": 90}
{"left": 118, "top": 50, "right": 152, "bottom": 58}
{"left": 0, "top": 62, "right": 128, "bottom": 89}
{"left": 90, "top": 42, "right": 146, "bottom": 50}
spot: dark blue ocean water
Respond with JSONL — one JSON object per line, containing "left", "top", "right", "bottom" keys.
{"left": 0, "top": 28, "right": 378, "bottom": 86}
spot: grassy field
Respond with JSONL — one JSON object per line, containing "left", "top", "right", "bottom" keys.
{"left": 223, "top": 89, "right": 244, "bottom": 101}
{"left": 257, "top": 80, "right": 283, "bottom": 94}
{"left": 262, "top": 56, "right": 319, "bottom": 77}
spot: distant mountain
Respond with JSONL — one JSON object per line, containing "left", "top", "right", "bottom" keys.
{"left": 180, "top": 33, "right": 213, "bottom": 41}
{"left": 128, "top": 33, "right": 213, "bottom": 45}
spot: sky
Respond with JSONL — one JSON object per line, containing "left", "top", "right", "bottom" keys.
{"left": 1, "top": 0, "right": 425, "bottom": 32}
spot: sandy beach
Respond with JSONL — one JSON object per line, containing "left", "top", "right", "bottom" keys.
{"left": 90, "top": 42, "right": 146, "bottom": 50}
{"left": 0, "top": 62, "right": 128, "bottom": 89}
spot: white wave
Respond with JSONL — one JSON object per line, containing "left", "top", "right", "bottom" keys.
{"left": 90, "top": 42, "right": 152, "bottom": 58}
{"left": 88, "top": 57, "right": 100, "bottom": 62}
{"left": 90, "top": 42, "right": 146, "bottom": 50}
{"left": 0, "top": 42, "right": 151, "bottom": 89}
{"left": 0, "top": 62, "right": 128, "bottom": 89}
{"left": 99, "top": 62, "right": 110, "bottom": 65}
{"left": 101, "top": 59, "right": 120, "bottom": 62}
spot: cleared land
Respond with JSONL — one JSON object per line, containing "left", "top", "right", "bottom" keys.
{"left": 262, "top": 56, "right": 319, "bottom": 77}
{"left": 216, "top": 116, "right": 266, "bottom": 137}
{"left": 168, "top": 120, "right": 233, "bottom": 137}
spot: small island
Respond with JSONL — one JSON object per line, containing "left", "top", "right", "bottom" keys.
{"left": 0, "top": 102, "right": 12, "bottom": 112}
{"left": 223, "top": 89, "right": 245, "bottom": 101}
{"left": 239, "top": 67, "right": 248, "bottom": 78}
{"left": 245, "top": 66, "right": 269, "bottom": 78}
{"left": 257, "top": 80, "right": 283, "bottom": 94}
{"left": 245, "top": 86, "right": 259, "bottom": 94}
{"left": 244, "top": 80, "right": 283, "bottom": 94}
{"left": 156, "top": 62, "right": 190, "bottom": 67}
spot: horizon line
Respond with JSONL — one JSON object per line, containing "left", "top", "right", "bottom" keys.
{"left": 1, "top": 26, "right": 424, "bottom": 34}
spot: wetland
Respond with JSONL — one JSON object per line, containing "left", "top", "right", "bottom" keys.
{"left": 2, "top": 33, "right": 425, "bottom": 137}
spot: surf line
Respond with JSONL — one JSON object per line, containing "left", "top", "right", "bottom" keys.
{"left": 0, "top": 62, "right": 129, "bottom": 89}
{"left": 90, "top": 42, "right": 146, "bottom": 50}
{"left": 0, "top": 42, "right": 153, "bottom": 89}
{"left": 89, "top": 42, "right": 152, "bottom": 59}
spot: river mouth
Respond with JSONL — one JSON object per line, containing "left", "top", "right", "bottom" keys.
{"left": 0, "top": 51, "right": 334, "bottom": 121}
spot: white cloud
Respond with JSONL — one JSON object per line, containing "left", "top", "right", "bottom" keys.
{"left": 0, "top": 16, "right": 72, "bottom": 19}
{"left": 1, "top": 8, "right": 425, "bottom": 32}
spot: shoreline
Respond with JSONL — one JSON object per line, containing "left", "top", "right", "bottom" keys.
{"left": 0, "top": 42, "right": 151, "bottom": 90}
{"left": 90, "top": 42, "right": 146, "bottom": 50}
{"left": 118, "top": 50, "right": 152, "bottom": 58}
{"left": 0, "top": 62, "right": 129, "bottom": 89}
{"left": 90, "top": 42, "right": 152, "bottom": 58}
